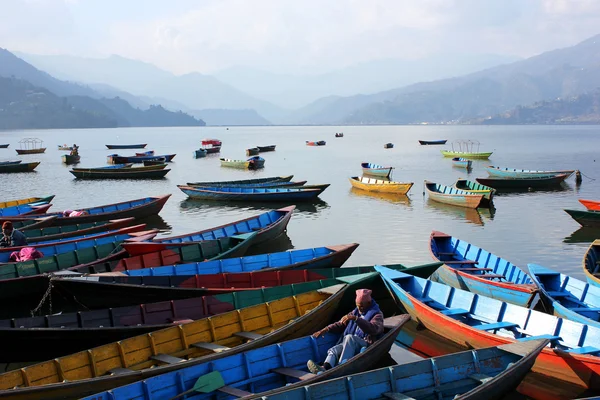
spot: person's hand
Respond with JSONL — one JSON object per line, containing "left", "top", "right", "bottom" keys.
{"left": 312, "top": 328, "right": 327, "bottom": 338}
{"left": 340, "top": 314, "right": 357, "bottom": 325}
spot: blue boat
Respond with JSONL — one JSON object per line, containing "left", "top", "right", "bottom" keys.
{"left": 190, "top": 180, "right": 307, "bottom": 189}
{"left": 124, "top": 243, "right": 359, "bottom": 276}
{"left": 187, "top": 175, "right": 294, "bottom": 187}
{"left": 375, "top": 266, "right": 600, "bottom": 390}
{"left": 361, "top": 162, "right": 394, "bottom": 178}
{"left": 107, "top": 153, "right": 176, "bottom": 164}
{"left": 529, "top": 263, "right": 600, "bottom": 328}
{"left": 451, "top": 157, "right": 473, "bottom": 169}
{"left": 259, "top": 340, "right": 547, "bottom": 400}
{"left": 429, "top": 231, "right": 538, "bottom": 307}
{"left": 82, "top": 320, "right": 408, "bottom": 400}
{"left": 72, "top": 164, "right": 134, "bottom": 170}
{"left": 0, "top": 203, "right": 49, "bottom": 217}
{"left": 177, "top": 186, "right": 327, "bottom": 202}
{"left": 194, "top": 148, "right": 207, "bottom": 158}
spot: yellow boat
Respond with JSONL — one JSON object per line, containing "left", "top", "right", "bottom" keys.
{"left": 0, "top": 274, "right": 382, "bottom": 399}
{"left": 220, "top": 158, "right": 250, "bottom": 169}
{"left": 0, "top": 195, "right": 55, "bottom": 209}
{"left": 349, "top": 176, "right": 413, "bottom": 195}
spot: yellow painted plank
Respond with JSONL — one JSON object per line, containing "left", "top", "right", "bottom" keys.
{"left": 23, "top": 363, "right": 59, "bottom": 386}
{"left": 271, "top": 308, "right": 300, "bottom": 324}
{"left": 268, "top": 298, "right": 296, "bottom": 313}
{"left": 241, "top": 315, "right": 271, "bottom": 332}
{"left": 0, "top": 371, "right": 23, "bottom": 389}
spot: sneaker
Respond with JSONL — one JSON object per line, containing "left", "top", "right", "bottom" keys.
{"left": 307, "top": 359, "right": 325, "bottom": 374}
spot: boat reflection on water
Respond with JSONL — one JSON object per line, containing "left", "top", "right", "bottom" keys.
{"left": 396, "top": 319, "right": 593, "bottom": 400}
{"left": 425, "top": 199, "right": 486, "bottom": 226}
{"left": 564, "top": 226, "right": 600, "bottom": 244}
{"left": 179, "top": 198, "right": 330, "bottom": 216}
{"left": 245, "top": 232, "right": 294, "bottom": 256}
{"left": 349, "top": 187, "right": 412, "bottom": 206}
{"left": 138, "top": 214, "right": 171, "bottom": 232}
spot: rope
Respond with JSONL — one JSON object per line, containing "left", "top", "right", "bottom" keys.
{"left": 578, "top": 170, "right": 595, "bottom": 181}
{"left": 31, "top": 280, "right": 53, "bottom": 317}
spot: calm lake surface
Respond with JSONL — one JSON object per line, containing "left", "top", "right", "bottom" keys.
{"left": 1, "top": 125, "right": 598, "bottom": 279}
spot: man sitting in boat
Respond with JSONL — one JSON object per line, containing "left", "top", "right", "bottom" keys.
{"left": 70, "top": 144, "right": 79, "bottom": 156}
{"left": 306, "top": 289, "right": 384, "bottom": 373}
{"left": 0, "top": 221, "right": 27, "bottom": 247}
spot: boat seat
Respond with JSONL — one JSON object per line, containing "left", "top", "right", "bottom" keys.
{"left": 547, "top": 291, "right": 570, "bottom": 298}
{"left": 383, "top": 393, "right": 416, "bottom": 400}
{"left": 517, "top": 334, "right": 561, "bottom": 342}
{"left": 191, "top": 341, "right": 231, "bottom": 352}
{"left": 569, "top": 308, "right": 600, "bottom": 312}
{"left": 218, "top": 386, "right": 254, "bottom": 397}
{"left": 443, "top": 260, "right": 478, "bottom": 265}
{"left": 234, "top": 331, "right": 263, "bottom": 340}
{"left": 108, "top": 368, "right": 134, "bottom": 375}
{"left": 472, "top": 321, "right": 519, "bottom": 331}
{"left": 566, "top": 346, "right": 600, "bottom": 355}
{"left": 469, "top": 373, "right": 493, "bottom": 384}
{"left": 475, "top": 274, "right": 506, "bottom": 279}
{"left": 457, "top": 268, "right": 493, "bottom": 272}
{"left": 272, "top": 368, "right": 316, "bottom": 380}
{"left": 150, "top": 354, "right": 185, "bottom": 364}
{"left": 440, "top": 308, "right": 470, "bottom": 316}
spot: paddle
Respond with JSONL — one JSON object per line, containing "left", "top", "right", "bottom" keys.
{"left": 169, "top": 371, "right": 225, "bottom": 400}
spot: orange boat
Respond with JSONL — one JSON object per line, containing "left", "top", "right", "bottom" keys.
{"left": 579, "top": 199, "right": 600, "bottom": 211}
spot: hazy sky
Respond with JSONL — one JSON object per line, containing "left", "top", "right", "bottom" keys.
{"left": 2, "top": 0, "right": 600, "bottom": 75}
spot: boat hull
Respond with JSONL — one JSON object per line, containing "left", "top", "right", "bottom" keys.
{"left": 24, "top": 218, "right": 137, "bottom": 243}
{"left": 61, "top": 154, "right": 80, "bottom": 165}
{"left": 583, "top": 239, "right": 600, "bottom": 287}
{"left": 360, "top": 163, "right": 393, "bottom": 178}
{"left": 70, "top": 169, "right": 170, "bottom": 179}
{"left": 419, "top": 139, "right": 447, "bottom": 145}
{"left": 105, "top": 144, "right": 147, "bottom": 149}
{"left": 453, "top": 179, "right": 495, "bottom": 205}
{"left": 178, "top": 186, "right": 324, "bottom": 202}
{"left": 16, "top": 148, "right": 46, "bottom": 155}
{"left": 452, "top": 157, "right": 473, "bottom": 169}
{"left": 0, "top": 162, "right": 40, "bottom": 173}
{"left": 476, "top": 174, "right": 569, "bottom": 189}
{"left": 349, "top": 176, "right": 412, "bottom": 194}
{"left": 486, "top": 166, "right": 575, "bottom": 178}
{"left": 565, "top": 209, "right": 600, "bottom": 229}
{"left": 257, "top": 145, "right": 276, "bottom": 152}
{"left": 425, "top": 181, "right": 483, "bottom": 209}
{"left": 579, "top": 199, "right": 600, "bottom": 211}
{"left": 441, "top": 150, "right": 492, "bottom": 159}
{"left": 0, "top": 195, "right": 54, "bottom": 209}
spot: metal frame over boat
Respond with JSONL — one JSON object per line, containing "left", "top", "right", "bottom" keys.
{"left": 424, "top": 181, "right": 484, "bottom": 209}
{"left": 361, "top": 162, "right": 394, "bottom": 178}
{"left": 429, "top": 231, "right": 538, "bottom": 307}
{"left": 349, "top": 176, "right": 413, "bottom": 195}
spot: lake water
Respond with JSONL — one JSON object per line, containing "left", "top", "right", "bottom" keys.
{"left": 1, "top": 125, "right": 598, "bottom": 279}
{"left": 1, "top": 125, "right": 599, "bottom": 398}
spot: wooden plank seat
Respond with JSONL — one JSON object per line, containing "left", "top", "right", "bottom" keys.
{"left": 440, "top": 308, "right": 470, "bottom": 316}
{"left": 443, "top": 260, "right": 478, "bottom": 264}
{"left": 566, "top": 346, "right": 600, "bottom": 355}
{"left": 469, "top": 373, "right": 493, "bottom": 384}
{"left": 218, "top": 386, "right": 254, "bottom": 397}
{"left": 472, "top": 321, "right": 519, "bottom": 331}
{"left": 272, "top": 368, "right": 316, "bottom": 380}
{"left": 191, "top": 341, "right": 230, "bottom": 352}
{"left": 150, "top": 354, "right": 185, "bottom": 364}
{"left": 109, "top": 368, "right": 134, "bottom": 375}
{"left": 517, "top": 334, "right": 561, "bottom": 342}
{"left": 383, "top": 393, "right": 416, "bottom": 400}
{"left": 234, "top": 331, "right": 263, "bottom": 340}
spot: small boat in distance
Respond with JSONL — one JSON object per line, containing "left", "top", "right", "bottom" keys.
{"left": 0, "top": 160, "right": 22, "bottom": 165}
{"left": 384, "top": 143, "right": 394, "bottom": 149}
{"left": 220, "top": 156, "right": 265, "bottom": 170}
{"left": 61, "top": 154, "right": 80, "bottom": 165}
{"left": 200, "top": 138, "right": 222, "bottom": 154}
{"left": 486, "top": 166, "right": 575, "bottom": 178}
{"left": 424, "top": 180, "right": 484, "bottom": 208}
{"left": 335, "top": 132, "right": 344, "bottom": 137}
{"left": 257, "top": 145, "right": 276, "bottom": 152}
{"left": 0, "top": 144, "right": 9, "bottom": 148}
{"left": 361, "top": 162, "right": 393, "bottom": 178}
{"left": 187, "top": 175, "right": 293, "bottom": 186}
{"left": 451, "top": 157, "right": 472, "bottom": 169}
{"left": 441, "top": 139, "right": 492, "bottom": 159}
{"left": 193, "top": 148, "right": 207, "bottom": 158}
{"left": 16, "top": 138, "right": 45, "bottom": 155}
{"left": 0, "top": 161, "right": 40, "bottom": 173}
{"left": 246, "top": 147, "right": 260, "bottom": 156}
{"left": 306, "top": 140, "right": 326, "bottom": 146}
{"left": 57, "top": 144, "right": 73, "bottom": 151}
{"left": 105, "top": 144, "right": 147, "bottom": 149}
{"left": 419, "top": 139, "right": 447, "bottom": 145}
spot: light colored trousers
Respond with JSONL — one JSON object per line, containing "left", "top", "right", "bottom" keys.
{"left": 324, "top": 334, "right": 368, "bottom": 367}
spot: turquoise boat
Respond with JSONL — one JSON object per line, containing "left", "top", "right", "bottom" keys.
{"left": 361, "top": 162, "right": 393, "bottom": 178}
{"left": 486, "top": 166, "right": 575, "bottom": 178}
{"left": 451, "top": 157, "right": 472, "bottom": 169}
{"left": 452, "top": 179, "right": 495, "bottom": 206}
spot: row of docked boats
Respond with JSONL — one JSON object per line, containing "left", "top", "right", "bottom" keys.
{"left": 0, "top": 196, "right": 562, "bottom": 399}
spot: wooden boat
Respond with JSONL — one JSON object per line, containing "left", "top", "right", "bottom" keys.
{"left": 476, "top": 174, "right": 570, "bottom": 189}
{"left": 220, "top": 157, "right": 250, "bottom": 169}
{"left": 429, "top": 231, "right": 538, "bottom": 307}
{"left": 376, "top": 266, "right": 600, "bottom": 391}
{"left": 124, "top": 243, "right": 359, "bottom": 276}
{"left": 529, "top": 263, "right": 600, "bottom": 328}
{"left": 57, "top": 145, "right": 73, "bottom": 150}
{"left": 24, "top": 217, "right": 138, "bottom": 243}
{"left": 452, "top": 157, "right": 472, "bottom": 169}
{"left": 72, "top": 164, "right": 134, "bottom": 170}
{"left": 61, "top": 154, "right": 80, "bottom": 165}
{"left": 15, "top": 138, "right": 45, "bottom": 154}
{"left": 306, "top": 140, "right": 326, "bottom": 146}
{"left": 257, "top": 145, "right": 276, "bottom": 152}
{"left": 201, "top": 138, "right": 222, "bottom": 154}
{"left": 419, "top": 139, "right": 447, "bottom": 145}
{"left": 425, "top": 181, "right": 484, "bottom": 208}
{"left": 0, "top": 161, "right": 40, "bottom": 173}
{"left": 486, "top": 166, "right": 575, "bottom": 179}
{"left": 441, "top": 150, "right": 493, "bottom": 159}
{"left": 246, "top": 147, "right": 260, "bottom": 156}
{"left": 193, "top": 148, "right": 207, "bottom": 158}
{"left": 3, "top": 216, "right": 57, "bottom": 231}
{"left": 178, "top": 185, "right": 327, "bottom": 202}
{"left": 452, "top": 179, "right": 495, "bottom": 206}
{"left": 107, "top": 153, "right": 175, "bottom": 164}
{"left": 335, "top": 132, "right": 344, "bottom": 137}
{"left": 81, "top": 317, "right": 408, "bottom": 400}
{"left": 0, "top": 195, "right": 171, "bottom": 226}
{"left": 361, "top": 162, "right": 394, "bottom": 178}
{"left": 135, "top": 150, "right": 154, "bottom": 156}
{"left": 0, "top": 226, "right": 153, "bottom": 263}
{"left": 247, "top": 155, "right": 265, "bottom": 169}
{"left": 256, "top": 340, "right": 548, "bottom": 400}
{"left": 73, "top": 164, "right": 165, "bottom": 173}
{"left": 105, "top": 144, "right": 147, "bottom": 149}
{"left": 582, "top": 240, "right": 600, "bottom": 287}
{"left": 384, "top": 143, "right": 394, "bottom": 149}
{"left": 70, "top": 168, "right": 170, "bottom": 179}
{"left": 0, "top": 195, "right": 54, "bottom": 209}
{"left": 187, "top": 175, "right": 293, "bottom": 187}
{"left": 190, "top": 180, "right": 306, "bottom": 189}
{"left": 0, "top": 272, "right": 388, "bottom": 399}
{"left": 0, "top": 203, "right": 51, "bottom": 218}
{"left": 566, "top": 209, "right": 600, "bottom": 229}
{"left": 142, "top": 159, "right": 168, "bottom": 166}
{"left": 0, "top": 144, "right": 9, "bottom": 148}
{"left": 579, "top": 199, "right": 600, "bottom": 211}
{"left": 0, "top": 160, "right": 21, "bottom": 165}
{"left": 0, "top": 275, "right": 363, "bottom": 362}
{"left": 349, "top": 176, "right": 413, "bottom": 194}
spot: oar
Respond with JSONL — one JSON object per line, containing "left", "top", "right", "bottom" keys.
{"left": 169, "top": 371, "right": 225, "bottom": 400}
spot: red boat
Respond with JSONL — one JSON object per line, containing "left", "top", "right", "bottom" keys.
{"left": 201, "top": 138, "right": 222, "bottom": 153}
{"left": 579, "top": 199, "right": 600, "bottom": 211}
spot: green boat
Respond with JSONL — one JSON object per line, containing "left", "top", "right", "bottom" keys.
{"left": 441, "top": 150, "right": 493, "bottom": 159}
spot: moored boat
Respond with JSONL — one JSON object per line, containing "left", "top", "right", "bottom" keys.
{"left": 246, "top": 147, "right": 260, "bottom": 156}
{"left": 0, "top": 202, "right": 51, "bottom": 218}
{"left": 335, "top": 132, "right": 344, "bottom": 137}
{"left": 0, "top": 161, "right": 40, "bottom": 173}
{"left": 107, "top": 153, "right": 175, "bottom": 164}
{"left": 220, "top": 157, "right": 249, "bottom": 169}
{"left": 441, "top": 150, "right": 493, "bottom": 159}
{"left": 257, "top": 145, "right": 276, "bottom": 152}
{"left": 0, "top": 144, "right": 9, "bottom": 148}
{"left": 24, "top": 217, "right": 138, "bottom": 242}
{"left": 486, "top": 166, "right": 575, "bottom": 178}
{"left": 424, "top": 180, "right": 484, "bottom": 208}
{"left": 566, "top": 209, "right": 600, "bottom": 229}
{"left": 476, "top": 174, "right": 570, "bottom": 189}
{"left": 0, "top": 160, "right": 21, "bottom": 165}
{"left": 377, "top": 266, "right": 600, "bottom": 392}
{"left": 201, "top": 138, "right": 222, "bottom": 154}
{"left": 361, "top": 162, "right": 394, "bottom": 178}
{"left": 419, "top": 139, "right": 447, "bottom": 145}
{"left": 429, "top": 230, "right": 538, "bottom": 307}
{"left": 529, "top": 263, "right": 600, "bottom": 328}
{"left": 0, "top": 195, "right": 54, "bottom": 209}
{"left": 189, "top": 180, "right": 306, "bottom": 189}
{"left": 16, "top": 138, "right": 45, "bottom": 155}
{"left": 247, "top": 155, "right": 265, "bottom": 169}
{"left": 452, "top": 179, "right": 495, "bottom": 206}
{"left": 583, "top": 239, "right": 600, "bottom": 287}
{"left": 61, "top": 154, "right": 80, "bottom": 165}
{"left": 349, "top": 176, "right": 413, "bottom": 195}
{"left": 384, "top": 143, "right": 394, "bottom": 149}
{"left": 193, "top": 148, "right": 207, "bottom": 158}
{"left": 70, "top": 168, "right": 170, "bottom": 180}
{"left": 105, "top": 144, "right": 147, "bottom": 149}
{"left": 452, "top": 157, "right": 472, "bottom": 169}
{"left": 58, "top": 145, "right": 73, "bottom": 150}
{"left": 178, "top": 186, "right": 327, "bottom": 202}
{"left": 258, "top": 339, "right": 547, "bottom": 400}
{"left": 579, "top": 199, "right": 600, "bottom": 211}
{"left": 187, "top": 175, "right": 293, "bottom": 187}
{"left": 306, "top": 140, "right": 326, "bottom": 146}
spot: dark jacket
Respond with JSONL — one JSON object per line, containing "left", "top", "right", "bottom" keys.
{"left": 0, "top": 229, "right": 28, "bottom": 247}
{"left": 323, "top": 303, "right": 384, "bottom": 345}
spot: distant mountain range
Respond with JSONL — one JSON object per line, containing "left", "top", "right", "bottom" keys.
{"left": 0, "top": 49, "right": 205, "bottom": 129}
